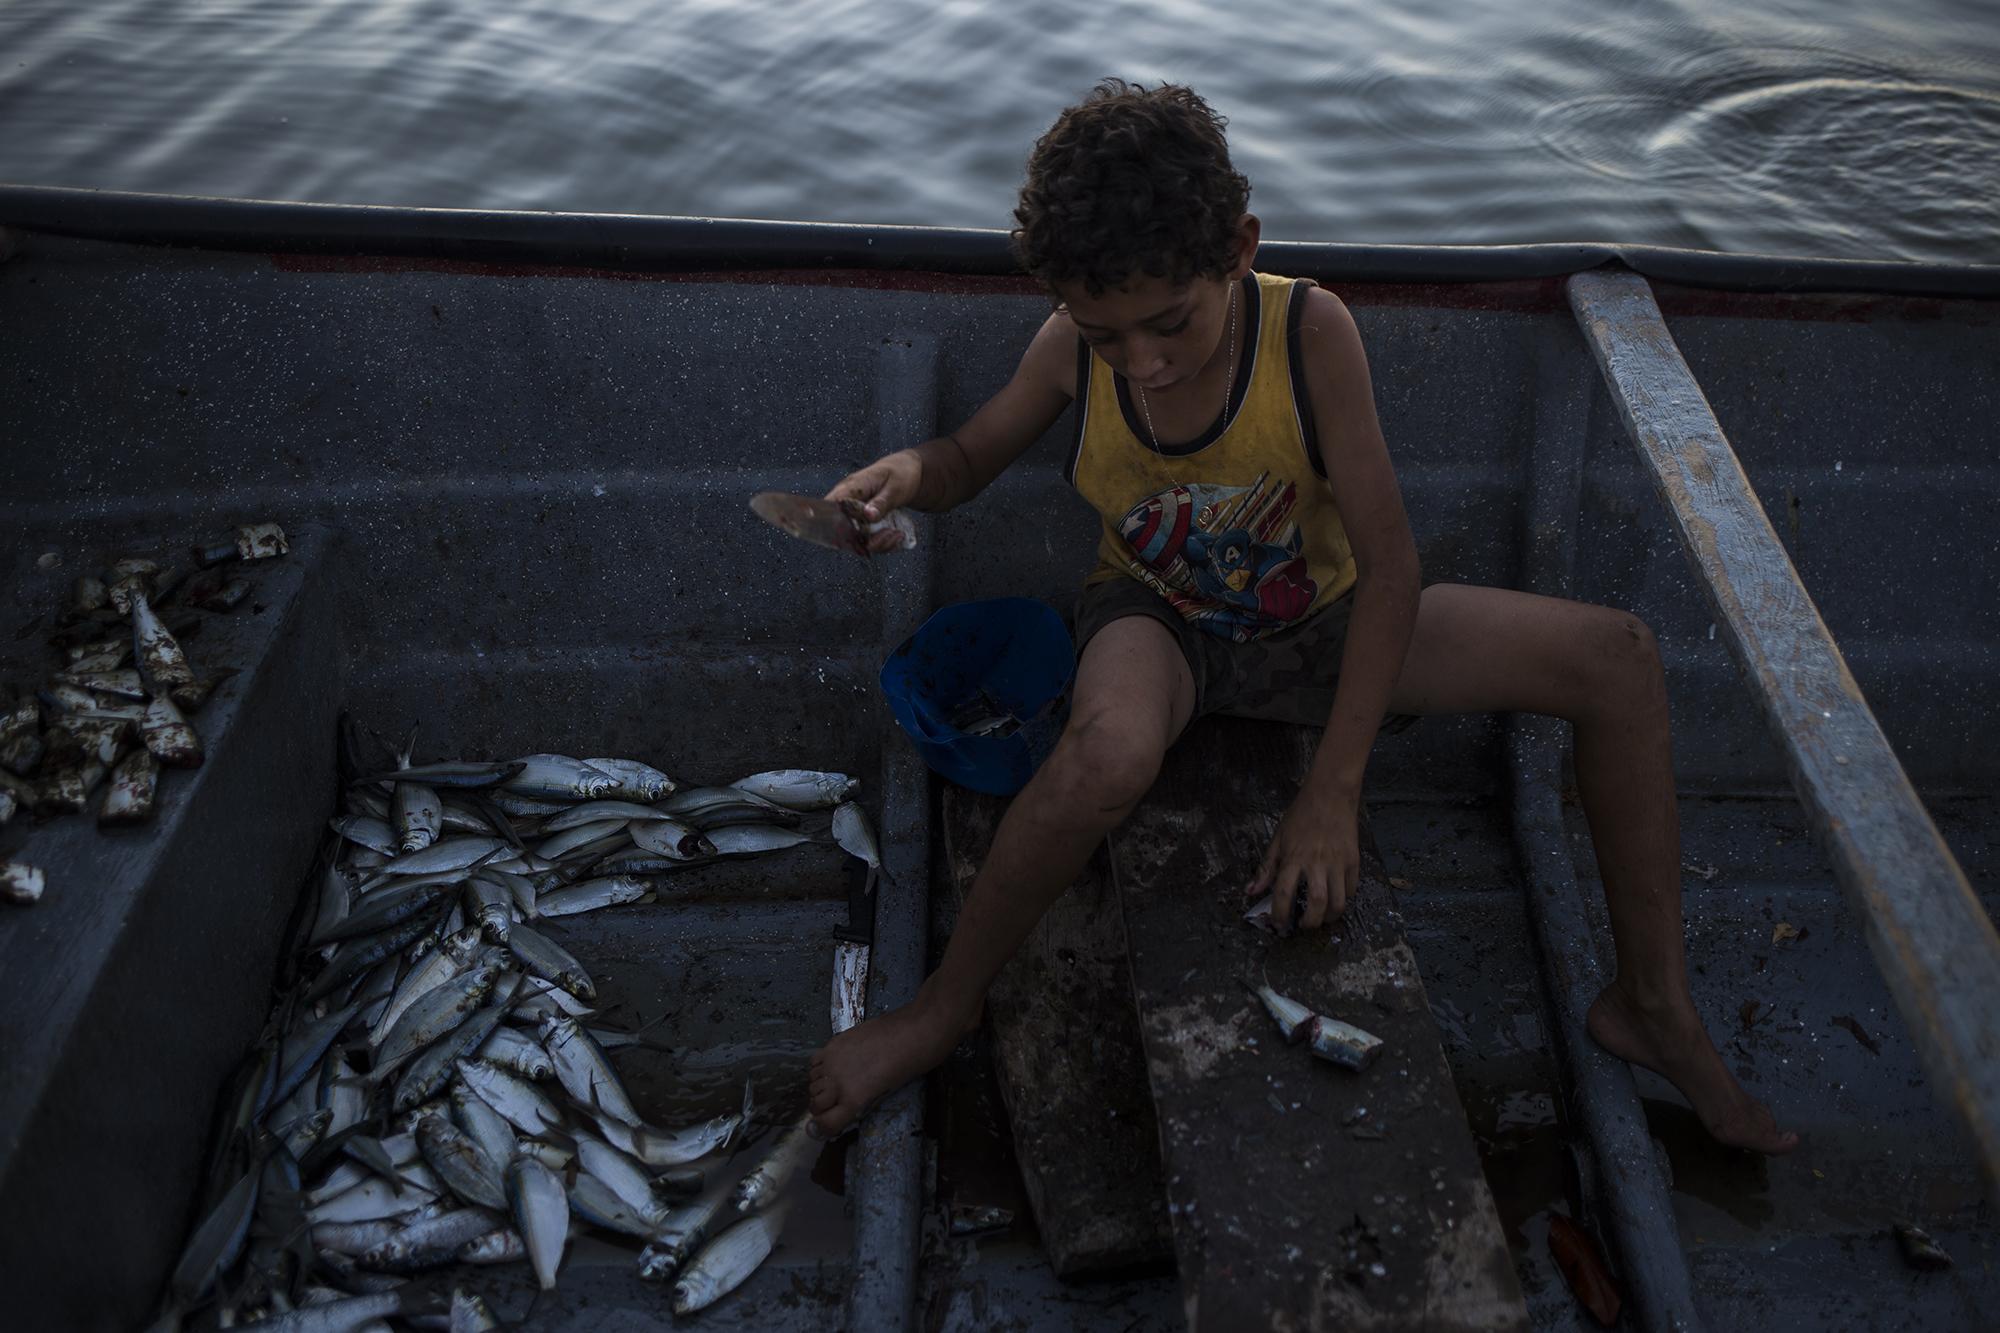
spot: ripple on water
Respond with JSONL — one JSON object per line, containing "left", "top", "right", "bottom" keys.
{"left": 1531, "top": 36, "right": 2000, "bottom": 255}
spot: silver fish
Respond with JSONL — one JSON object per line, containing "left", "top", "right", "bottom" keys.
{"left": 451, "top": 1084, "right": 520, "bottom": 1181}
{"left": 369, "top": 926, "right": 481, "bottom": 1046}
{"left": 581, "top": 756, "right": 676, "bottom": 802}
{"left": 394, "top": 781, "right": 443, "bottom": 855}
{"left": 331, "top": 815, "right": 399, "bottom": 856}
{"left": 221, "top": 1290, "right": 404, "bottom": 1333}
{"left": 537, "top": 874, "right": 652, "bottom": 919}
{"left": 131, "top": 592, "right": 197, "bottom": 694}
{"left": 507, "top": 922, "right": 596, "bottom": 1001}
{"left": 515, "top": 1138, "right": 573, "bottom": 1169}
{"left": 733, "top": 1114, "right": 817, "bottom": 1214}
{"left": 359, "top": 835, "right": 509, "bottom": 886}
{"left": 0, "top": 785, "right": 15, "bottom": 828}
{"left": 541, "top": 1015, "right": 642, "bottom": 1124}
{"left": 1247, "top": 978, "right": 1315, "bottom": 1043}
{"left": 577, "top": 1136, "right": 669, "bottom": 1225}
{"left": 477, "top": 1025, "right": 554, "bottom": 1081}
{"left": 831, "top": 802, "right": 880, "bottom": 869}
{"left": 311, "top": 1209, "right": 437, "bottom": 1256}
{"left": 455, "top": 1059, "right": 563, "bottom": 1136}
{"left": 392, "top": 979, "right": 522, "bottom": 1112}
{"left": 357, "top": 1205, "right": 503, "bottom": 1273}
{"left": 514, "top": 976, "right": 596, "bottom": 1021}
{"left": 447, "top": 1288, "right": 500, "bottom": 1333}
{"left": 354, "top": 759, "right": 526, "bottom": 789}
{"left": 569, "top": 1171, "right": 666, "bottom": 1239}
{"left": 308, "top": 1174, "right": 439, "bottom": 1226}
{"left": 320, "top": 1058, "right": 369, "bottom": 1145}
{"left": 98, "top": 748, "right": 161, "bottom": 827}
{"left": 660, "top": 785, "right": 800, "bottom": 829}
{"left": 373, "top": 961, "right": 503, "bottom": 1073}
{"left": 629, "top": 818, "right": 716, "bottom": 860}
{"left": 729, "top": 769, "right": 859, "bottom": 810}
{"left": 534, "top": 819, "right": 630, "bottom": 860}
{"left": 707, "top": 824, "right": 813, "bottom": 856}
{"left": 671, "top": 1202, "right": 790, "bottom": 1314}
{"left": 438, "top": 794, "right": 501, "bottom": 835}
{"left": 462, "top": 877, "right": 513, "bottom": 943}
{"left": 456, "top": 1227, "right": 525, "bottom": 1265}
{"left": 502, "top": 753, "right": 620, "bottom": 801}
{"left": 486, "top": 790, "right": 572, "bottom": 818}
{"left": 505, "top": 1154, "right": 569, "bottom": 1290}
{"left": 486, "top": 867, "right": 539, "bottom": 919}
{"left": 1307, "top": 1013, "right": 1385, "bottom": 1071}
{"left": 541, "top": 799, "right": 678, "bottom": 833}
{"left": 638, "top": 1180, "right": 734, "bottom": 1282}
{"left": 598, "top": 1080, "right": 750, "bottom": 1168}
{"left": 417, "top": 1115, "right": 508, "bottom": 1211}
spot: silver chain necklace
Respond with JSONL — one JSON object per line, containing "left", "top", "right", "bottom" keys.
{"left": 1135, "top": 279, "right": 1238, "bottom": 457}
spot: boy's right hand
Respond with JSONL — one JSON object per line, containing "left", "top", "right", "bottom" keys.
{"left": 826, "top": 451, "right": 924, "bottom": 554}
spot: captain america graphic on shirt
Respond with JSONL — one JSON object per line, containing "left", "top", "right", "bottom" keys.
{"left": 1116, "top": 471, "right": 1319, "bottom": 642}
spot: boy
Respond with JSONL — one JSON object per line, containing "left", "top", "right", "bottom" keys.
{"left": 807, "top": 80, "right": 1795, "bottom": 1157}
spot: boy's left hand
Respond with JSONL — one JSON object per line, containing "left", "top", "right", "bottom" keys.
{"left": 1246, "top": 784, "right": 1360, "bottom": 931}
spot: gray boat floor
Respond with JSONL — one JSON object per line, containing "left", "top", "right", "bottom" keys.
{"left": 925, "top": 790, "right": 2000, "bottom": 1333}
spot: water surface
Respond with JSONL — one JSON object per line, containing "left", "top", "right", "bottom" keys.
{"left": 2, "top": 0, "right": 1996, "bottom": 261}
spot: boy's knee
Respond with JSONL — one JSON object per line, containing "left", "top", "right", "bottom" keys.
{"left": 1588, "top": 610, "right": 1665, "bottom": 704}
{"left": 1047, "top": 709, "right": 1164, "bottom": 814}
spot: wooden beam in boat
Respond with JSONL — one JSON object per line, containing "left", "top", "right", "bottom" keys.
{"left": 1569, "top": 266, "right": 2000, "bottom": 1193}
{"left": 942, "top": 787, "right": 1174, "bottom": 1276}
{"left": 1110, "top": 717, "right": 1526, "bottom": 1332}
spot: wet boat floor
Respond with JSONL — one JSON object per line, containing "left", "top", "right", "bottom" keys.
{"left": 925, "top": 791, "right": 2000, "bottom": 1332}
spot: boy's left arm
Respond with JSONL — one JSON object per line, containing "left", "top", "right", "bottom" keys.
{"left": 1248, "top": 287, "right": 1421, "bottom": 929}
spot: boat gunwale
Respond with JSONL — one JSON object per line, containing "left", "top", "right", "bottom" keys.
{"left": 3, "top": 183, "right": 1998, "bottom": 300}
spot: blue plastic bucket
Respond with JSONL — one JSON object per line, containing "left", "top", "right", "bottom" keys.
{"left": 879, "top": 598, "right": 1075, "bottom": 796}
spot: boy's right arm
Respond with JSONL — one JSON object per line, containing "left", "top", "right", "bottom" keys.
{"left": 826, "top": 313, "right": 1076, "bottom": 548}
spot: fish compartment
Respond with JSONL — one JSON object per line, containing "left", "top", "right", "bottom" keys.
{"left": 0, "top": 512, "right": 884, "bottom": 1329}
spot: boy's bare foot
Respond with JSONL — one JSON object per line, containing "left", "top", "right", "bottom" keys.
{"left": 1587, "top": 981, "right": 1801, "bottom": 1156}
{"left": 808, "top": 993, "right": 977, "bottom": 1139}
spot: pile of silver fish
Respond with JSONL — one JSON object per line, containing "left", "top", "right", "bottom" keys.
{"left": 153, "top": 725, "right": 878, "bottom": 1330}
{"left": 0, "top": 522, "right": 289, "bottom": 905}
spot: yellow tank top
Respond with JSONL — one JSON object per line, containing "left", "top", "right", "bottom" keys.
{"left": 1065, "top": 271, "right": 1358, "bottom": 643}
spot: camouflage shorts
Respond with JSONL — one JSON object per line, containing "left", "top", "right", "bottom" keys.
{"left": 1074, "top": 576, "right": 1418, "bottom": 731}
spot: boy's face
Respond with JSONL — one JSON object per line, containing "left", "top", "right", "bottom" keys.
{"left": 1055, "top": 216, "right": 1260, "bottom": 393}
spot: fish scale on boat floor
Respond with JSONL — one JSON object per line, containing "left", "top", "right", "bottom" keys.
{"left": 151, "top": 730, "right": 871, "bottom": 1329}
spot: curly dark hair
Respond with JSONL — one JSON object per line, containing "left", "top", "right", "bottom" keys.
{"left": 1012, "top": 79, "right": 1251, "bottom": 296}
